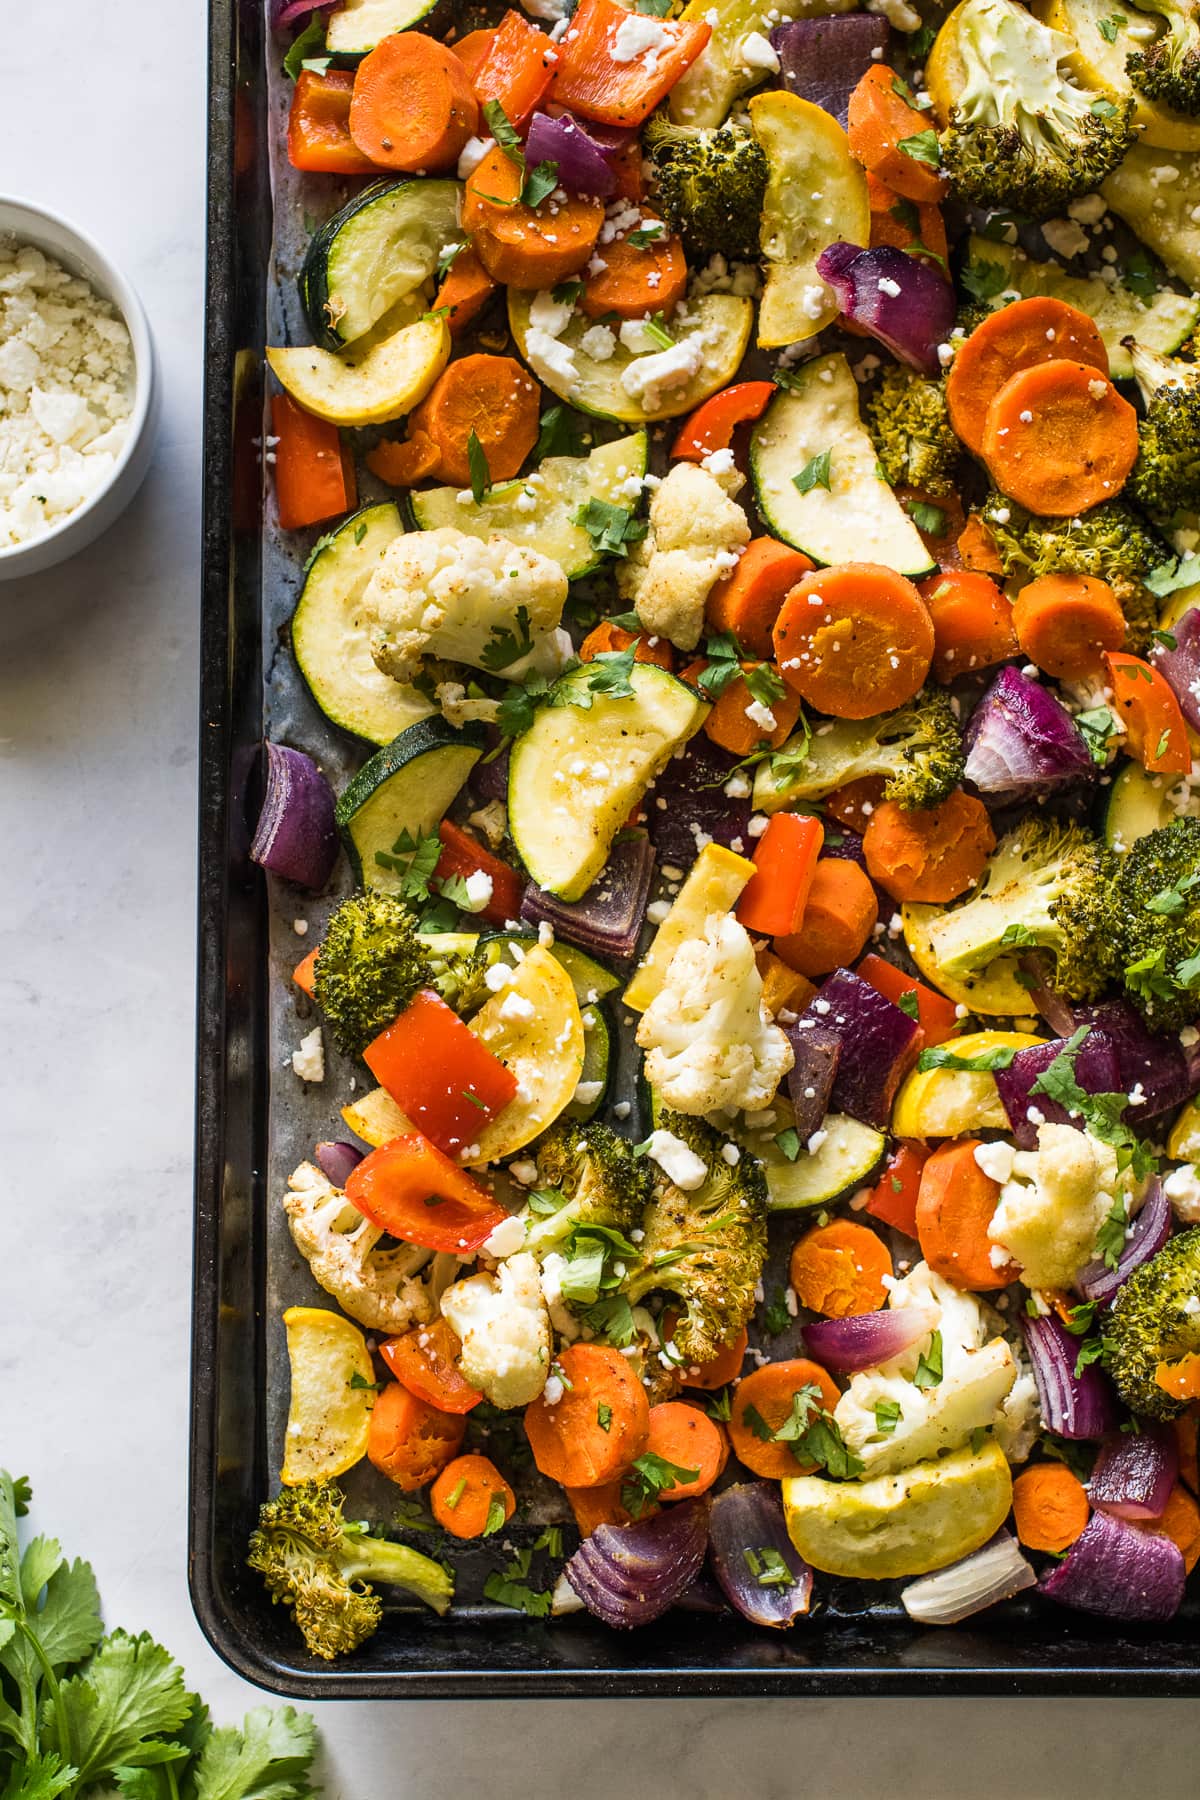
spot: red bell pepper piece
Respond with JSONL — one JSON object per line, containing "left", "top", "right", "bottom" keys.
{"left": 856, "top": 952, "right": 958, "bottom": 1048}
{"left": 287, "top": 68, "right": 378, "bottom": 174}
{"left": 364, "top": 989, "right": 517, "bottom": 1154}
{"left": 736, "top": 813, "right": 824, "bottom": 938}
{"left": 436, "top": 820, "right": 525, "bottom": 926}
{"left": 452, "top": 26, "right": 498, "bottom": 84}
{"left": 472, "top": 10, "right": 557, "bottom": 126}
{"left": 550, "top": 0, "right": 712, "bottom": 127}
{"left": 380, "top": 1317, "right": 484, "bottom": 1413}
{"left": 346, "top": 1133, "right": 508, "bottom": 1254}
{"left": 672, "top": 381, "right": 776, "bottom": 462}
{"left": 271, "top": 393, "right": 357, "bottom": 531}
{"left": 863, "top": 1142, "right": 928, "bottom": 1237}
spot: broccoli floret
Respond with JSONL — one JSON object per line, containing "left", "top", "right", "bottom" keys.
{"left": 312, "top": 891, "right": 486, "bottom": 1056}
{"left": 642, "top": 116, "right": 768, "bottom": 263}
{"left": 248, "top": 1481, "right": 453, "bottom": 1661}
{"left": 1103, "top": 1229, "right": 1200, "bottom": 1421}
{"left": 756, "top": 689, "right": 964, "bottom": 813}
{"left": 623, "top": 1112, "right": 768, "bottom": 1367}
{"left": 923, "top": 817, "right": 1118, "bottom": 1001}
{"left": 1112, "top": 818, "right": 1200, "bottom": 1033}
{"left": 981, "top": 490, "right": 1171, "bottom": 653}
{"left": 1126, "top": 0, "right": 1200, "bottom": 114}
{"left": 520, "top": 1119, "right": 653, "bottom": 1257}
{"left": 1124, "top": 337, "right": 1200, "bottom": 524}
{"left": 938, "top": 0, "right": 1135, "bottom": 217}
{"left": 867, "top": 365, "right": 962, "bottom": 499}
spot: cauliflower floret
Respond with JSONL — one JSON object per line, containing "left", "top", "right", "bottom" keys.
{"left": 834, "top": 1263, "right": 1018, "bottom": 1476}
{"left": 1163, "top": 1162, "right": 1200, "bottom": 1224}
{"left": 617, "top": 462, "right": 750, "bottom": 651}
{"left": 282, "top": 1162, "right": 458, "bottom": 1334}
{"left": 988, "top": 1121, "right": 1127, "bottom": 1292}
{"left": 365, "top": 527, "right": 567, "bottom": 685}
{"left": 635, "top": 911, "right": 793, "bottom": 1116}
{"left": 434, "top": 680, "right": 501, "bottom": 728}
{"left": 440, "top": 1250, "right": 551, "bottom": 1407}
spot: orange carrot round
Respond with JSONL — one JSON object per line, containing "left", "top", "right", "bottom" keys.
{"left": 1133, "top": 1482, "right": 1200, "bottom": 1574}
{"left": 773, "top": 563, "right": 934, "bottom": 718}
{"left": 825, "top": 776, "right": 887, "bottom": 835}
{"left": 366, "top": 1380, "right": 467, "bottom": 1490}
{"left": 349, "top": 33, "right": 480, "bottom": 173}
{"left": 580, "top": 620, "right": 674, "bottom": 671}
{"left": 981, "top": 360, "right": 1140, "bottom": 517}
{"left": 580, "top": 213, "right": 688, "bottom": 319}
{"left": 379, "top": 1317, "right": 482, "bottom": 1414}
{"left": 956, "top": 512, "right": 1006, "bottom": 577}
{"left": 366, "top": 432, "right": 442, "bottom": 489}
{"left": 1174, "top": 1413, "right": 1200, "bottom": 1494}
{"left": 406, "top": 352, "right": 540, "bottom": 488}
{"left": 524, "top": 1343, "right": 650, "bottom": 1488}
{"left": 1104, "top": 651, "right": 1192, "bottom": 777}
{"left": 430, "top": 1452, "right": 516, "bottom": 1538}
{"left": 464, "top": 145, "right": 603, "bottom": 286}
{"left": 863, "top": 790, "right": 996, "bottom": 905}
{"left": 946, "top": 297, "right": 1109, "bottom": 455}
{"left": 696, "top": 666, "right": 802, "bottom": 757}
{"left": 866, "top": 170, "right": 948, "bottom": 266}
{"left": 847, "top": 65, "right": 947, "bottom": 204}
{"left": 1011, "top": 573, "right": 1126, "bottom": 682}
{"left": 566, "top": 1479, "right": 640, "bottom": 1536}
{"left": 788, "top": 1219, "right": 894, "bottom": 1318}
{"left": 918, "top": 570, "right": 1018, "bottom": 684}
{"left": 1155, "top": 1351, "right": 1200, "bottom": 1402}
{"left": 705, "top": 536, "right": 815, "bottom": 659}
{"left": 662, "top": 1315, "right": 748, "bottom": 1390}
{"left": 434, "top": 244, "right": 498, "bottom": 337}
{"left": 915, "top": 1139, "right": 1019, "bottom": 1293}
{"left": 728, "top": 1359, "right": 843, "bottom": 1479}
{"left": 1012, "top": 1462, "right": 1090, "bottom": 1554}
{"left": 773, "top": 857, "right": 878, "bottom": 978}
{"left": 643, "top": 1401, "right": 727, "bottom": 1499}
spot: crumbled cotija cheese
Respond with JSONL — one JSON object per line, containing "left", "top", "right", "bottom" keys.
{"left": 0, "top": 238, "right": 134, "bottom": 547}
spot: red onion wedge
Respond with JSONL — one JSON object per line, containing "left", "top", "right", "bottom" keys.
{"left": 708, "top": 1484, "right": 813, "bottom": 1628}
{"left": 644, "top": 737, "right": 751, "bottom": 868}
{"left": 963, "top": 665, "right": 1094, "bottom": 799}
{"left": 1150, "top": 603, "right": 1200, "bottom": 734}
{"left": 1021, "top": 1311, "right": 1117, "bottom": 1440}
{"left": 1076, "top": 1001, "right": 1195, "bottom": 1120}
{"left": 994, "top": 1031, "right": 1122, "bottom": 1152}
{"left": 1077, "top": 1178, "right": 1171, "bottom": 1305}
{"left": 803, "top": 1304, "right": 939, "bottom": 1374}
{"left": 771, "top": 15, "right": 891, "bottom": 128}
{"left": 564, "top": 1498, "right": 709, "bottom": 1628}
{"left": 816, "top": 242, "right": 956, "bottom": 377}
{"left": 520, "top": 830, "right": 654, "bottom": 960}
{"left": 902, "top": 1531, "right": 1036, "bottom": 1625}
{"left": 250, "top": 742, "right": 338, "bottom": 890}
{"left": 276, "top": 0, "right": 328, "bottom": 26}
{"left": 524, "top": 112, "right": 619, "bottom": 196}
{"left": 1089, "top": 1424, "right": 1178, "bottom": 1521}
{"left": 315, "top": 1140, "right": 365, "bottom": 1188}
{"left": 1040, "top": 1507, "right": 1185, "bottom": 1622}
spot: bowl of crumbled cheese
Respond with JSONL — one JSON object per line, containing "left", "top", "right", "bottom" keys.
{"left": 0, "top": 197, "right": 158, "bottom": 579}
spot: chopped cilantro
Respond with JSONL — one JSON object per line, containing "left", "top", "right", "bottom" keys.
{"left": 793, "top": 449, "right": 832, "bottom": 495}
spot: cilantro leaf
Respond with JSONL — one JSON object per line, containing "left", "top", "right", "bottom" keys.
{"left": 1, "top": 1754, "right": 78, "bottom": 1800}
{"left": 695, "top": 631, "right": 743, "bottom": 699}
{"left": 282, "top": 17, "right": 324, "bottom": 80}
{"left": 898, "top": 130, "right": 941, "bottom": 168}
{"left": 1094, "top": 1194, "right": 1129, "bottom": 1272}
{"left": 917, "top": 1044, "right": 1018, "bottom": 1073}
{"left": 584, "top": 644, "right": 639, "bottom": 700}
{"left": 190, "top": 1705, "right": 319, "bottom": 1800}
{"left": 793, "top": 449, "right": 832, "bottom": 495}
{"left": 521, "top": 161, "right": 560, "bottom": 208}
{"left": 574, "top": 498, "right": 647, "bottom": 556}
{"left": 621, "top": 1453, "right": 700, "bottom": 1518}
{"left": 1029, "top": 1026, "right": 1156, "bottom": 1180}
{"left": 60, "top": 1631, "right": 193, "bottom": 1789}
{"left": 907, "top": 500, "right": 946, "bottom": 536}
{"left": 762, "top": 1289, "right": 791, "bottom": 1336}
{"left": 960, "top": 258, "right": 1010, "bottom": 302}
{"left": 466, "top": 429, "right": 491, "bottom": 506}
{"left": 913, "top": 1330, "right": 944, "bottom": 1390}
{"left": 483, "top": 98, "right": 523, "bottom": 161}
{"left": 496, "top": 671, "right": 551, "bottom": 741}
{"left": 479, "top": 604, "right": 534, "bottom": 671}
{"left": 1098, "top": 10, "right": 1127, "bottom": 38}
{"left": 873, "top": 1398, "right": 902, "bottom": 1436}
{"left": 483, "top": 1568, "right": 553, "bottom": 1617}
{"left": 742, "top": 1547, "right": 794, "bottom": 1588}
{"left": 533, "top": 403, "right": 582, "bottom": 461}
{"left": 1075, "top": 705, "right": 1121, "bottom": 765}
{"left": 628, "top": 222, "right": 665, "bottom": 248}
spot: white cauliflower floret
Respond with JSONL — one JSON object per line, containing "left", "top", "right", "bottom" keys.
{"left": 635, "top": 911, "right": 793, "bottom": 1116}
{"left": 617, "top": 462, "right": 750, "bottom": 651}
{"left": 365, "top": 527, "right": 567, "bottom": 685}
{"left": 440, "top": 1250, "right": 551, "bottom": 1407}
{"left": 988, "top": 1121, "right": 1126, "bottom": 1292}
{"left": 282, "top": 1162, "right": 458, "bottom": 1334}
{"left": 834, "top": 1263, "right": 1018, "bottom": 1476}
{"left": 1163, "top": 1162, "right": 1200, "bottom": 1225}
{"left": 434, "top": 680, "right": 500, "bottom": 728}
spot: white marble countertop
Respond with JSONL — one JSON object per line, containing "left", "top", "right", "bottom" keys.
{"left": 2, "top": 3, "right": 1199, "bottom": 1792}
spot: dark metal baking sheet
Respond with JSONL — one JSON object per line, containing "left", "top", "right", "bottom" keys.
{"left": 191, "top": 0, "right": 1200, "bottom": 1696}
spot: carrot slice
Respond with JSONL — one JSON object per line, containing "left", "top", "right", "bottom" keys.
{"left": 1155, "top": 1351, "right": 1200, "bottom": 1401}
{"left": 349, "top": 32, "right": 479, "bottom": 173}
{"left": 271, "top": 393, "right": 355, "bottom": 531}
{"left": 407, "top": 352, "right": 540, "bottom": 487}
{"left": 946, "top": 297, "right": 1109, "bottom": 456}
{"left": 1012, "top": 1463, "right": 1090, "bottom": 1554}
{"left": 1105, "top": 651, "right": 1193, "bottom": 776}
{"left": 379, "top": 1316, "right": 483, "bottom": 1414}
{"left": 642, "top": 1402, "right": 727, "bottom": 1499}
{"left": 1011, "top": 573, "right": 1126, "bottom": 682}
{"left": 756, "top": 949, "right": 817, "bottom": 1019}
{"left": 431, "top": 1453, "right": 516, "bottom": 1538}
{"left": 981, "top": 359, "right": 1140, "bottom": 517}
{"left": 773, "top": 563, "right": 934, "bottom": 718}
{"left": 918, "top": 570, "right": 1018, "bottom": 684}
{"left": 697, "top": 663, "right": 804, "bottom": 758}
{"left": 825, "top": 777, "right": 886, "bottom": 836}
{"left": 866, "top": 171, "right": 948, "bottom": 268}
{"left": 366, "top": 1381, "right": 467, "bottom": 1490}
{"left": 293, "top": 947, "right": 319, "bottom": 996}
{"left": 463, "top": 145, "right": 604, "bottom": 286}
{"left": 524, "top": 1343, "right": 650, "bottom": 1487}
{"left": 773, "top": 857, "right": 878, "bottom": 979}
{"left": 580, "top": 213, "right": 688, "bottom": 320}
{"left": 847, "top": 65, "right": 947, "bottom": 204}
{"left": 788, "top": 1219, "right": 893, "bottom": 1318}
{"left": 957, "top": 512, "right": 1005, "bottom": 577}
{"left": 662, "top": 1314, "right": 749, "bottom": 1389}
{"left": 579, "top": 620, "right": 674, "bottom": 670}
{"left": 915, "top": 1139, "right": 1019, "bottom": 1292}
{"left": 365, "top": 431, "right": 442, "bottom": 488}
{"left": 705, "top": 536, "right": 815, "bottom": 658}
{"left": 863, "top": 790, "right": 996, "bottom": 905}
{"left": 434, "top": 245, "right": 498, "bottom": 337}
{"left": 1134, "top": 1483, "right": 1200, "bottom": 1574}
{"left": 565, "top": 1479, "right": 639, "bottom": 1535}
{"left": 728, "top": 1359, "right": 843, "bottom": 1479}
{"left": 451, "top": 26, "right": 497, "bottom": 83}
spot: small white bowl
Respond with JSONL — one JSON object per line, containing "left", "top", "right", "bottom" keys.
{"left": 0, "top": 196, "right": 159, "bottom": 580}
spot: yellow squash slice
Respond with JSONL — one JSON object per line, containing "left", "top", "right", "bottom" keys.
{"left": 280, "top": 1305, "right": 375, "bottom": 1486}
{"left": 464, "top": 946, "right": 584, "bottom": 1165}
{"left": 891, "top": 1029, "right": 1045, "bottom": 1138}
{"left": 267, "top": 314, "right": 450, "bottom": 427}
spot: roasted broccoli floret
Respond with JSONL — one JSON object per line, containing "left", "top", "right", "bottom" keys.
{"left": 755, "top": 688, "right": 964, "bottom": 813}
{"left": 923, "top": 817, "right": 1118, "bottom": 1001}
{"left": 1124, "top": 337, "right": 1200, "bottom": 524}
{"left": 312, "top": 891, "right": 486, "bottom": 1056}
{"left": 520, "top": 1119, "right": 653, "bottom": 1256}
{"left": 1103, "top": 1229, "right": 1200, "bottom": 1421}
{"left": 867, "top": 365, "right": 962, "bottom": 499}
{"left": 1126, "top": 0, "right": 1200, "bottom": 115}
{"left": 642, "top": 116, "right": 768, "bottom": 262}
{"left": 938, "top": 0, "right": 1135, "bottom": 216}
{"left": 623, "top": 1112, "right": 768, "bottom": 1368}
{"left": 981, "top": 490, "right": 1171, "bottom": 653}
{"left": 248, "top": 1481, "right": 452, "bottom": 1661}
{"left": 1112, "top": 818, "right": 1200, "bottom": 1033}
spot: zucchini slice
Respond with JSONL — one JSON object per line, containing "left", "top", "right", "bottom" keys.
{"left": 749, "top": 91, "right": 869, "bottom": 349}
{"left": 335, "top": 717, "right": 486, "bottom": 891}
{"left": 483, "top": 931, "right": 622, "bottom": 1001}
{"left": 326, "top": 0, "right": 446, "bottom": 55}
{"left": 266, "top": 315, "right": 449, "bottom": 427}
{"left": 1103, "top": 145, "right": 1200, "bottom": 293}
{"left": 508, "top": 292, "right": 753, "bottom": 423}
{"left": 566, "top": 1004, "right": 612, "bottom": 1122}
{"left": 410, "top": 434, "right": 649, "bottom": 580}
{"left": 964, "top": 236, "right": 1200, "bottom": 380}
{"left": 1104, "top": 758, "right": 1197, "bottom": 851}
{"left": 750, "top": 354, "right": 935, "bottom": 575}
{"left": 291, "top": 502, "right": 435, "bottom": 746}
{"left": 508, "top": 664, "right": 709, "bottom": 901}
{"left": 750, "top": 1106, "right": 886, "bottom": 1213}
{"left": 301, "top": 180, "right": 462, "bottom": 351}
